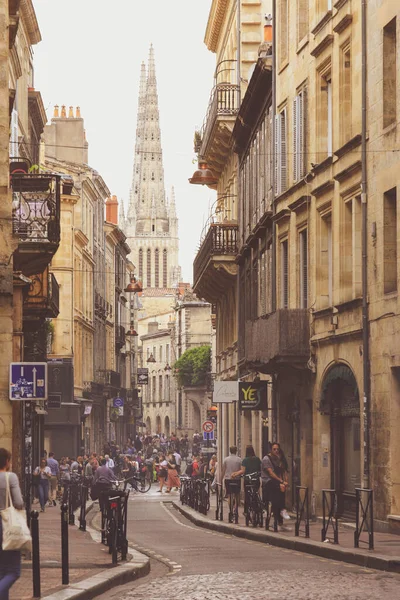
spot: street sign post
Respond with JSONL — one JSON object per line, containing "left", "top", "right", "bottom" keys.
{"left": 9, "top": 362, "right": 48, "bottom": 400}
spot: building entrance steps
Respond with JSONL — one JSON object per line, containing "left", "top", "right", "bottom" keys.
{"left": 10, "top": 501, "right": 149, "bottom": 600}
{"left": 172, "top": 489, "right": 400, "bottom": 573}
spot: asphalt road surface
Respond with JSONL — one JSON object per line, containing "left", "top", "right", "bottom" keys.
{"left": 95, "top": 487, "right": 400, "bottom": 600}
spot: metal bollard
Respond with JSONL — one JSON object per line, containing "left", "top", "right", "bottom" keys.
{"left": 61, "top": 503, "right": 69, "bottom": 585}
{"left": 30, "top": 510, "right": 41, "bottom": 598}
{"left": 79, "top": 483, "right": 87, "bottom": 531}
{"left": 68, "top": 484, "right": 75, "bottom": 526}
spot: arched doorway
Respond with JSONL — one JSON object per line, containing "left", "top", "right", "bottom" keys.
{"left": 145, "top": 417, "right": 151, "bottom": 434}
{"left": 164, "top": 416, "right": 170, "bottom": 437}
{"left": 320, "top": 364, "right": 361, "bottom": 516}
{"left": 156, "top": 415, "right": 162, "bottom": 435}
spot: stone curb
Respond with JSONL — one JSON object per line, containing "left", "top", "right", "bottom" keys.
{"left": 172, "top": 501, "right": 400, "bottom": 574}
{"left": 41, "top": 502, "right": 150, "bottom": 600}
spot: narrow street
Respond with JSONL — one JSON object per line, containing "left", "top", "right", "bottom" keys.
{"left": 94, "top": 490, "right": 400, "bottom": 600}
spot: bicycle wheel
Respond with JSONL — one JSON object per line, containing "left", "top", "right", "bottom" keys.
{"left": 109, "top": 516, "right": 118, "bottom": 565}
{"left": 135, "top": 477, "right": 151, "bottom": 493}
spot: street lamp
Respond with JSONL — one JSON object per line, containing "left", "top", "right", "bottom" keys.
{"left": 124, "top": 276, "right": 142, "bottom": 294}
{"left": 147, "top": 353, "right": 156, "bottom": 363}
{"left": 164, "top": 363, "right": 172, "bottom": 371}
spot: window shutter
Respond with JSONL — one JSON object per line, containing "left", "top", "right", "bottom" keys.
{"left": 300, "top": 229, "right": 308, "bottom": 308}
{"left": 293, "top": 96, "right": 298, "bottom": 182}
{"left": 299, "top": 89, "right": 307, "bottom": 179}
{"left": 281, "top": 240, "right": 289, "bottom": 309}
{"left": 10, "top": 109, "right": 19, "bottom": 157}
{"left": 274, "top": 114, "right": 280, "bottom": 195}
{"left": 280, "top": 109, "right": 287, "bottom": 193}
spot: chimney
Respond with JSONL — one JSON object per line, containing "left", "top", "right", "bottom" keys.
{"left": 148, "top": 321, "right": 159, "bottom": 334}
{"left": 68, "top": 106, "right": 74, "bottom": 118}
{"left": 105, "top": 195, "right": 118, "bottom": 225}
{"left": 76, "top": 106, "right": 81, "bottom": 118}
{"left": 53, "top": 105, "right": 59, "bottom": 118}
{"left": 61, "top": 105, "right": 66, "bottom": 118}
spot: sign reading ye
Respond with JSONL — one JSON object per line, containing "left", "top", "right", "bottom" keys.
{"left": 238, "top": 381, "right": 268, "bottom": 411}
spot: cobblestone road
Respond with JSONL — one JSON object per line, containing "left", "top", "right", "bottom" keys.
{"left": 95, "top": 489, "right": 400, "bottom": 600}
{"left": 122, "top": 569, "right": 400, "bottom": 600}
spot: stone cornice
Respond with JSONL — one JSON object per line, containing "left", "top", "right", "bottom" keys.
{"left": 20, "top": 0, "right": 41, "bottom": 45}
{"left": 205, "top": 0, "right": 229, "bottom": 53}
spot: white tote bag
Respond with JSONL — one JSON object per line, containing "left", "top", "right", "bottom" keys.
{"left": 0, "top": 472, "right": 32, "bottom": 551}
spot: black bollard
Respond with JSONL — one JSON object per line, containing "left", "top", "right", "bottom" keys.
{"left": 30, "top": 510, "right": 41, "bottom": 598}
{"left": 79, "top": 483, "right": 87, "bottom": 531}
{"left": 68, "top": 484, "right": 75, "bottom": 526}
{"left": 61, "top": 503, "right": 69, "bottom": 585}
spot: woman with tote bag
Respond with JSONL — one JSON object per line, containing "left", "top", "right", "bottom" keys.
{"left": 0, "top": 447, "right": 25, "bottom": 599}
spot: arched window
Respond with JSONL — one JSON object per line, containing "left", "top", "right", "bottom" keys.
{"left": 155, "top": 249, "right": 159, "bottom": 288}
{"left": 147, "top": 248, "right": 151, "bottom": 287}
{"left": 138, "top": 248, "right": 143, "bottom": 281}
{"left": 163, "top": 249, "right": 168, "bottom": 287}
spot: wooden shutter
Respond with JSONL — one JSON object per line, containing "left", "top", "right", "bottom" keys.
{"left": 293, "top": 96, "right": 298, "bottom": 182}
{"left": 280, "top": 109, "right": 287, "bottom": 193}
{"left": 274, "top": 114, "right": 280, "bottom": 195}
{"left": 300, "top": 229, "right": 308, "bottom": 308}
{"left": 10, "top": 109, "right": 18, "bottom": 157}
{"left": 299, "top": 89, "right": 307, "bottom": 179}
{"left": 281, "top": 240, "right": 289, "bottom": 308}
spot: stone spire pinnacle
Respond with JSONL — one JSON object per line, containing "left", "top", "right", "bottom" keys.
{"left": 169, "top": 186, "right": 177, "bottom": 218}
{"left": 127, "top": 61, "right": 147, "bottom": 224}
{"left": 119, "top": 198, "right": 126, "bottom": 229}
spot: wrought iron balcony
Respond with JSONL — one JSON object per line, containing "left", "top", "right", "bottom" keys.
{"left": 23, "top": 268, "right": 60, "bottom": 318}
{"left": 11, "top": 173, "right": 61, "bottom": 276}
{"left": 193, "top": 223, "right": 238, "bottom": 303}
{"left": 242, "top": 309, "right": 310, "bottom": 370}
{"left": 199, "top": 83, "right": 240, "bottom": 178}
{"left": 115, "top": 324, "right": 126, "bottom": 348}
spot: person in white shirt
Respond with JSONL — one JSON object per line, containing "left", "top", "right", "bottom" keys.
{"left": 173, "top": 450, "right": 182, "bottom": 474}
{"left": 34, "top": 459, "right": 51, "bottom": 512}
{"left": 104, "top": 454, "right": 115, "bottom": 470}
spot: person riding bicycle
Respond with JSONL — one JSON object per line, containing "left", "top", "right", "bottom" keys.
{"left": 230, "top": 445, "right": 261, "bottom": 514}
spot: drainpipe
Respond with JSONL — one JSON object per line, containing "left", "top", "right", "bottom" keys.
{"left": 361, "top": 0, "right": 370, "bottom": 489}
{"left": 236, "top": 0, "right": 242, "bottom": 456}
{"left": 271, "top": 0, "right": 278, "bottom": 442}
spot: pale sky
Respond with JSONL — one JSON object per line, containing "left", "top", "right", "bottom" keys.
{"left": 32, "top": 0, "right": 216, "bottom": 282}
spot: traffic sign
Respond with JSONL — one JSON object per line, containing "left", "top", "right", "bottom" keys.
{"left": 203, "top": 431, "right": 214, "bottom": 441}
{"left": 137, "top": 368, "right": 148, "bottom": 385}
{"left": 113, "top": 396, "right": 124, "bottom": 408}
{"left": 9, "top": 362, "right": 47, "bottom": 400}
{"left": 202, "top": 420, "right": 214, "bottom": 433}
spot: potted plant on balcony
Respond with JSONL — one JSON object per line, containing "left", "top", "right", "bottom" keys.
{"left": 193, "top": 130, "right": 202, "bottom": 154}
{"left": 11, "top": 164, "right": 53, "bottom": 193}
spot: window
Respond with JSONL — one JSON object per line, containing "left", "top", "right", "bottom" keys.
{"left": 293, "top": 89, "right": 307, "bottom": 182}
{"left": 299, "top": 229, "right": 308, "bottom": 308}
{"left": 340, "top": 43, "right": 352, "bottom": 145}
{"left": 139, "top": 248, "right": 143, "bottom": 281}
{"left": 279, "top": 0, "right": 289, "bottom": 65}
{"left": 317, "top": 65, "right": 332, "bottom": 159}
{"left": 297, "top": 0, "right": 309, "bottom": 44}
{"left": 155, "top": 248, "right": 159, "bottom": 287}
{"left": 318, "top": 212, "right": 333, "bottom": 307}
{"left": 281, "top": 239, "right": 289, "bottom": 308}
{"left": 383, "top": 18, "right": 397, "bottom": 128}
{"left": 159, "top": 375, "right": 163, "bottom": 402}
{"left": 147, "top": 248, "right": 151, "bottom": 287}
{"left": 275, "top": 108, "right": 287, "bottom": 195}
{"left": 147, "top": 347, "right": 150, "bottom": 360}
{"left": 166, "top": 343, "right": 170, "bottom": 363}
{"left": 340, "top": 196, "right": 361, "bottom": 300}
{"left": 153, "top": 346, "right": 156, "bottom": 359}
{"left": 9, "top": 109, "right": 18, "bottom": 157}
{"left": 152, "top": 376, "right": 156, "bottom": 403}
{"left": 163, "top": 249, "right": 168, "bottom": 287}
{"left": 384, "top": 187, "right": 397, "bottom": 293}
{"left": 159, "top": 345, "right": 163, "bottom": 362}
{"left": 165, "top": 375, "right": 170, "bottom": 402}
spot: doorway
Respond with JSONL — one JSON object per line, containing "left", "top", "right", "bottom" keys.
{"left": 320, "top": 364, "right": 361, "bottom": 517}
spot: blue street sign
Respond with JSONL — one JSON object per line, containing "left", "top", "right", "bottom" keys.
{"left": 113, "top": 396, "right": 124, "bottom": 408}
{"left": 9, "top": 362, "right": 47, "bottom": 400}
{"left": 203, "top": 431, "right": 214, "bottom": 441}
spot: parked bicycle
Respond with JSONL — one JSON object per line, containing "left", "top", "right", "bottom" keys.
{"left": 244, "top": 472, "right": 263, "bottom": 528}
{"left": 100, "top": 485, "right": 130, "bottom": 564}
{"left": 225, "top": 477, "right": 241, "bottom": 524}
{"left": 122, "top": 473, "right": 152, "bottom": 493}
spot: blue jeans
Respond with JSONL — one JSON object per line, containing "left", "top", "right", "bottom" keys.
{"left": 0, "top": 521, "right": 21, "bottom": 600}
{"left": 38, "top": 479, "right": 49, "bottom": 510}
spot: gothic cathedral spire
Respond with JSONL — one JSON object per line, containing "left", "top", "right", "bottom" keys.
{"left": 125, "top": 45, "right": 180, "bottom": 289}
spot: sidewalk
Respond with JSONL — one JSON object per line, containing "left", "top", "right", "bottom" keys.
{"left": 10, "top": 502, "right": 149, "bottom": 600}
{"left": 172, "top": 493, "right": 400, "bottom": 573}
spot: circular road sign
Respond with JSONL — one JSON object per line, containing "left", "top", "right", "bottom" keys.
{"left": 202, "top": 420, "right": 214, "bottom": 433}
{"left": 113, "top": 396, "right": 124, "bottom": 408}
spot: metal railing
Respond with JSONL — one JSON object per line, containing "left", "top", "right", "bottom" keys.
{"left": 354, "top": 488, "right": 374, "bottom": 550}
{"left": 11, "top": 173, "right": 61, "bottom": 244}
{"left": 201, "top": 83, "right": 240, "bottom": 154}
{"left": 295, "top": 486, "right": 310, "bottom": 538}
{"left": 193, "top": 223, "right": 238, "bottom": 288}
{"left": 321, "top": 489, "right": 339, "bottom": 544}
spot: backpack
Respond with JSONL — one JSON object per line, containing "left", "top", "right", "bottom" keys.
{"left": 185, "top": 463, "right": 193, "bottom": 477}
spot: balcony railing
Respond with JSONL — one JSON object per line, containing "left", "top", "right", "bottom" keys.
{"left": 193, "top": 223, "right": 238, "bottom": 289}
{"left": 11, "top": 173, "right": 61, "bottom": 275}
{"left": 243, "top": 309, "right": 309, "bottom": 368}
{"left": 201, "top": 83, "right": 240, "bottom": 156}
{"left": 23, "top": 269, "right": 60, "bottom": 318}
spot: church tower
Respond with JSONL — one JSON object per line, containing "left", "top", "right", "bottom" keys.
{"left": 125, "top": 45, "right": 180, "bottom": 289}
